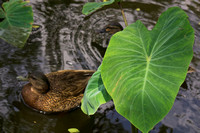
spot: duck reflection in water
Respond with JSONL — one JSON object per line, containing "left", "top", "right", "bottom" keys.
{"left": 92, "top": 21, "right": 124, "bottom": 57}
{"left": 98, "top": 21, "right": 123, "bottom": 35}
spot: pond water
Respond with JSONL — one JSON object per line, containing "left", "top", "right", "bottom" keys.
{"left": 0, "top": 0, "right": 200, "bottom": 132}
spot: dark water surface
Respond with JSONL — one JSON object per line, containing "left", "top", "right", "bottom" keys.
{"left": 0, "top": 0, "right": 200, "bottom": 132}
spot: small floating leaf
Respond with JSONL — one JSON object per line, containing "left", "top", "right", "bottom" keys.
{"left": 81, "top": 65, "right": 111, "bottom": 115}
{"left": 136, "top": 8, "right": 140, "bottom": 11}
{"left": 32, "top": 24, "right": 41, "bottom": 31}
{"left": 32, "top": 24, "right": 40, "bottom": 29}
{"left": 68, "top": 128, "right": 80, "bottom": 133}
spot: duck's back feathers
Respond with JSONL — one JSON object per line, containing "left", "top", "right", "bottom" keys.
{"left": 47, "top": 70, "right": 94, "bottom": 96}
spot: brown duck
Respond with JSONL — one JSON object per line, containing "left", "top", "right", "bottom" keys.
{"left": 22, "top": 70, "right": 95, "bottom": 113}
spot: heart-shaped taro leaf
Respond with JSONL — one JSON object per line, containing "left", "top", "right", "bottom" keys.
{"left": 101, "top": 7, "right": 194, "bottom": 133}
{"left": 81, "top": 65, "right": 111, "bottom": 115}
{"left": 0, "top": 0, "right": 33, "bottom": 48}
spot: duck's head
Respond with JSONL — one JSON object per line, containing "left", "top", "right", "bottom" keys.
{"left": 99, "top": 22, "right": 123, "bottom": 34}
{"left": 28, "top": 72, "right": 50, "bottom": 94}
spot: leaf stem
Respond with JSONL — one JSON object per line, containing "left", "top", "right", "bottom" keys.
{"left": 118, "top": 2, "right": 128, "bottom": 27}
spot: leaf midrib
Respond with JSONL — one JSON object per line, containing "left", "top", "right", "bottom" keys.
{"left": 141, "top": 56, "right": 151, "bottom": 128}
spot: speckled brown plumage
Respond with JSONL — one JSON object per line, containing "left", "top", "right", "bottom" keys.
{"left": 22, "top": 70, "right": 95, "bottom": 113}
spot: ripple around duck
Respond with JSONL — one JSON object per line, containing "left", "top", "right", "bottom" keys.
{"left": 71, "top": 8, "right": 124, "bottom": 70}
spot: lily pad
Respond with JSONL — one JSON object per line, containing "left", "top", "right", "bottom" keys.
{"left": 81, "top": 65, "right": 111, "bottom": 115}
{"left": 0, "top": 0, "right": 33, "bottom": 48}
{"left": 101, "top": 7, "right": 194, "bottom": 132}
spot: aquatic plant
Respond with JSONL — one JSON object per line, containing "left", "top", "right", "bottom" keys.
{"left": 0, "top": 0, "right": 194, "bottom": 132}
{"left": 82, "top": 0, "right": 127, "bottom": 26}
{"left": 81, "top": 1, "right": 194, "bottom": 133}
{"left": 0, "top": 0, "right": 33, "bottom": 48}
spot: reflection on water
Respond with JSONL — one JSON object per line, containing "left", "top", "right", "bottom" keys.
{"left": 3, "top": 102, "right": 93, "bottom": 133}
{"left": 0, "top": 0, "right": 199, "bottom": 132}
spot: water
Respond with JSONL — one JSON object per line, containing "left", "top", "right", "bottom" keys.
{"left": 0, "top": 0, "right": 199, "bottom": 132}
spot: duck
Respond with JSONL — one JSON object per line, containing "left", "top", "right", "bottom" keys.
{"left": 21, "top": 70, "right": 95, "bottom": 113}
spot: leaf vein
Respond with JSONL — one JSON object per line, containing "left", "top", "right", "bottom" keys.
{"left": 149, "top": 70, "right": 176, "bottom": 85}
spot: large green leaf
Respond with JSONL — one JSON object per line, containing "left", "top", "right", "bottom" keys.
{"left": 101, "top": 7, "right": 194, "bottom": 133}
{"left": 81, "top": 65, "right": 111, "bottom": 115}
{"left": 82, "top": 0, "right": 115, "bottom": 15}
{"left": 0, "top": 0, "right": 33, "bottom": 48}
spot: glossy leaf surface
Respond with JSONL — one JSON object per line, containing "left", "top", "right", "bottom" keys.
{"left": 81, "top": 65, "right": 111, "bottom": 115}
{"left": 0, "top": 0, "right": 33, "bottom": 48}
{"left": 101, "top": 7, "right": 194, "bottom": 133}
{"left": 82, "top": 0, "right": 115, "bottom": 15}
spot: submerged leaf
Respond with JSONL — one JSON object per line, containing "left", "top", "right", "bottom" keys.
{"left": 0, "top": 0, "right": 33, "bottom": 48}
{"left": 101, "top": 7, "right": 194, "bottom": 132}
{"left": 81, "top": 65, "right": 111, "bottom": 115}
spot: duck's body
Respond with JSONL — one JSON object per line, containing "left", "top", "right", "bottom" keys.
{"left": 22, "top": 70, "right": 95, "bottom": 113}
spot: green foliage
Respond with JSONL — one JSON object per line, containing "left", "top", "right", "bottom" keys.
{"left": 101, "top": 7, "right": 194, "bottom": 132}
{"left": 81, "top": 65, "right": 111, "bottom": 115}
{"left": 68, "top": 128, "right": 80, "bottom": 133}
{"left": 82, "top": 0, "right": 115, "bottom": 15}
{"left": 0, "top": 0, "right": 33, "bottom": 48}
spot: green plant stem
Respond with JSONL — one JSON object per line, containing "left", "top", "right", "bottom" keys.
{"left": 131, "top": 124, "right": 138, "bottom": 133}
{"left": 118, "top": 2, "right": 128, "bottom": 27}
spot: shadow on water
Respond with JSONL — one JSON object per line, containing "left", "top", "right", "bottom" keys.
{"left": 0, "top": 0, "right": 200, "bottom": 132}
{"left": 3, "top": 101, "right": 94, "bottom": 132}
